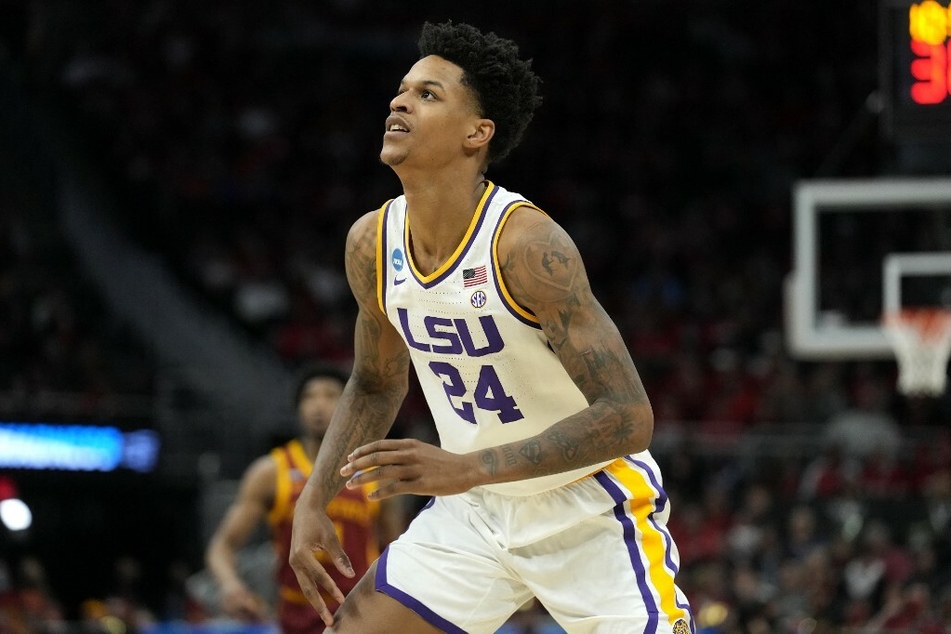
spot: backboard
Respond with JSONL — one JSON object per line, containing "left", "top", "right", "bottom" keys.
{"left": 785, "top": 178, "right": 951, "bottom": 359}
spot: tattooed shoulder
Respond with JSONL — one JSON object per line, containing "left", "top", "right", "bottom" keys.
{"left": 498, "top": 210, "right": 592, "bottom": 309}
{"left": 345, "top": 210, "right": 382, "bottom": 303}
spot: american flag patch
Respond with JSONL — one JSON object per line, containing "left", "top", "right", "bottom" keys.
{"left": 463, "top": 265, "right": 488, "bottom": 287}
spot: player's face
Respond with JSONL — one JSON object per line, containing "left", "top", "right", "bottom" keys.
{"left": 381, "top": 55, "right": 482, "bottom": 168}
{"left": 297, "top": 377, "right": 343, "bottom": 440}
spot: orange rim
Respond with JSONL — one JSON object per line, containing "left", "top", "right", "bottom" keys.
{"left": 883, "top": 308, "right": 951, "bottom": 341}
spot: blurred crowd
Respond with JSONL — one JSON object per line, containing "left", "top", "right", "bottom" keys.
{"left": 1, "top": 0, "right": 951, "bottom": 632}
{"left": 4, "top": 1, "right": 950, "bottom": 426}
{"left": 0, "top": 195, "right": 153, "bottom": 419}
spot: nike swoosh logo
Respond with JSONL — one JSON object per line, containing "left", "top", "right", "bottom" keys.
{"left": 394, "top": 277, "right": 407, "bottom": 286}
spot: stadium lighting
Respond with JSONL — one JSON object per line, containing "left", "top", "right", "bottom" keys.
{"left": 0, "top": 498, "right": 32, "bottom": 532}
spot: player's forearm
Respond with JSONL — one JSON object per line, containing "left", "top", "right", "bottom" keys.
{"left": 206, "top": 538, "right": 245, "bottom": 590}
{"left": 473, "top": 397, "right": 654, "bottom": 486}
{"left": 303, "top": 379, "right": 407, "bottom": 508}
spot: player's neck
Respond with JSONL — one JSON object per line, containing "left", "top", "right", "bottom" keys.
{"left": 300, "top": 435, "right": 321, "bottom": 461}
{"left": 399, "top": 170, "right": 488, "bottom": 273}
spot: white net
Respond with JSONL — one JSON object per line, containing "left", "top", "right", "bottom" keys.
{"left": 882, "top": 309, "right": 951, "bottom": 396}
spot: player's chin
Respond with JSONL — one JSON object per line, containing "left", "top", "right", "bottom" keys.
{"left": 379, "top": 147, "right": 407, "bottom": 166}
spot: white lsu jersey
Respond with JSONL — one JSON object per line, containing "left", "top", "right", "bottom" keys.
{"left": 376, "top": 182, "right": 613, "bottom": 496}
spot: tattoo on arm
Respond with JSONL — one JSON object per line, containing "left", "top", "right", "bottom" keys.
{"left": 541, "top": 249, "right": 571, "bottom": 277}
{"left": 480, "top": 451, "right": 499, "bottom": 476}
{"left": 309, "top": 212, "right": 410, "bottom": 505}
{"left": 484, "top": 212, "right": 655, "bottom": 482}
{"left": 519, "top": 440, "right": 543, "bottom": 465}
{"left": 502, "top": 444, "right": 518, "bottom": 468}
{"left": 346, "top": 212, "right": 412, "bottom": 385}
{"left": 546, "top": 430, "right": 580, "bottom": 460}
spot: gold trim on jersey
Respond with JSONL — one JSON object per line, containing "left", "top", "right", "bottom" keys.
{"left": 375, "top": 201, "right": 391, "bottom": 316}
{"left": 268, "top": 448, "right": 292, "bottom": 526}
{"left": 405, "top": 182, "right": 496, "bottom": 283}
{"left": 492, "top": 203, "right": 547, "bottom": 324}
{"left": 268, "top": 440, "right": 313, "bottom": 526}
{"left": 287, "top": 439, "right": 313, "bottom": 478}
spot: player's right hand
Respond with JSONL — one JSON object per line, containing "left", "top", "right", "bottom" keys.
{"left": 220, "top": 580, "right": 266, "bottom": 622}
{"left": 289, "top": 504, "right": 352, "bottom": 627}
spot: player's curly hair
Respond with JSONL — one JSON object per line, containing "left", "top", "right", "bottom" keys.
{"left": 418, "top": 20, "right": 542, "bottom": 164}
{"left": 292, "top": 362, "right": 348, "bottom": 407}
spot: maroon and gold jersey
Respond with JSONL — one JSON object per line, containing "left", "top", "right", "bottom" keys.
{"left": 267, "top": 439, "right": 380, "bottom": 633}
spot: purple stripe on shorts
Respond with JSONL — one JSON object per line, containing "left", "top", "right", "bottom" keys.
{"left": 626, "top": 458, "right": 695, "bottom": 622}
{"left": 375, "top": 546, "right": 466, "bottom": 634}
{"left": 594, "top": 469, "right": 659, "bottom": 634}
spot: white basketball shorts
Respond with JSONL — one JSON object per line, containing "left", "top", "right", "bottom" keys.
{"left": 374, "top": 455, "right": 695, "bottom": 634}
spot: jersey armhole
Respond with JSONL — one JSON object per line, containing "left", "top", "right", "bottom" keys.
{"left": 492, "top": 202, "right": 546, "bottom": 326}
{"left": 376, "top": 201, "right": 393, "bottom": 316}
{"left": 267, "top": 449, "right": 291, "bottom": 526}
{"left": 286, "top": 439, "right": 313, "bottom": 479}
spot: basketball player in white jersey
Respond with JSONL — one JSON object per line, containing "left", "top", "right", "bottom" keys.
{"left": 289, "top": 20, "right": 694, "bottom": 634}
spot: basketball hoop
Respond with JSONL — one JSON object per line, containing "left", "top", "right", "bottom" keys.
{"left": 882, "top": 308, "right": 951, "bottom": 396}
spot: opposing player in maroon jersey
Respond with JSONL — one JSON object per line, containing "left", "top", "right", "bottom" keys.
{"left": 206, "top": 362, "right": 406, "bottom": 633}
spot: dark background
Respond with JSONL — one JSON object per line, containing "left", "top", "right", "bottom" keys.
{"left": 1, "top": 0, "right": 950, "bottom": 630}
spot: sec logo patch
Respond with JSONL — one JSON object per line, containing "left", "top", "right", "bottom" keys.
{"left": 470, "top": 290, "right": 487, "bottom": 308}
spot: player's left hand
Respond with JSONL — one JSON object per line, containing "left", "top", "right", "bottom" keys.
{"left": 341, "top": 438, "right": 482, "bottom": 499}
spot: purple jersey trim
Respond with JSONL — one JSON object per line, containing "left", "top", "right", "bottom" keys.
{"left": 374, "top": 548, "right": 466, "bottom": 633}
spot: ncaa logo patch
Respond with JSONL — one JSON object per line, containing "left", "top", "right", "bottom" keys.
{"left": 470, "top": 290, "right": 487, "bottom": 309}
{"left": 391, "top": 248, "right": 404, "bottom": 271}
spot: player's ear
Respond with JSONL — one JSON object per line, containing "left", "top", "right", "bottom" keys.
{"left": 465, "top": 119, "right": 495, "bottom": 151}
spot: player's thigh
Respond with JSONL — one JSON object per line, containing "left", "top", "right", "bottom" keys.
{"left": 328, "top": 560, "right": 442, "bottom": 634}
{"left": 518, "top": 512, "right": 692, "bottom": 634}
{"left": 378, "top": 494, "right": 534, "bottom": 632}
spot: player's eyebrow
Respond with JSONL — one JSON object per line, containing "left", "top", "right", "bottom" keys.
{"left": 399, "top": 78, "right": 446, "bottom": 91}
